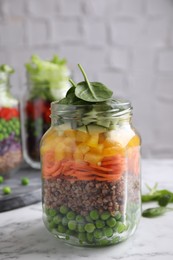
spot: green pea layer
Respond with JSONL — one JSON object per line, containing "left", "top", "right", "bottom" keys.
{"left": 44, "top": 206, "right": 128, "bottom": 246}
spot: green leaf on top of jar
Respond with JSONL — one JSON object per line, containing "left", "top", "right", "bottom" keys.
{"left": 74, "top": 64, "right": 113, "bottom": 102}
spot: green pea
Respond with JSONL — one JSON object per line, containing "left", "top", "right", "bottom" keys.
{"left": 116, "top": 222, "right": 126, "bottom": 233}
{"left": 90, "top": 209, "right": 99, "bottom": 220}
{"left": 76, "top": 215, "right": 85, "bottom": 224}
{"left": 85, "top": 215, "right": 93, "bottom": 223}
{"left": 46, "top": 215, "right": 52, "bottom": 223}
{"left": 96, "top": 219, "right": 105, "bottom": 229}
{"left": 0, "top": 119, "right": 5, "bottom": 125}
{"left": 0, "top": 176, "right": 4, "bottom": 184}
{"left": 48, "top": 221, "right": 55, "bottom": 230}
{"left": 98, "top": 239, "right": 110, "bottom": 246}
{"left": 0, "top": 133, "right": 4, "bottom": 141}
{"left": 94, "top": 229, "right": 103, "bottom": 239}
{"left": 48, "top": 209, "right": 57, "bottom": 217}
{"left": 66, "top": 229, "right": 75, "bottom": 236}
{"left": 15, "top": 129, "right": 20, "bottom": 136}
{"left": 7, "top": 126, "right": 12, "bottom": 133}
{"left": 68, "top": 220, "right": 77, "bottom": 231}
{"left": 87, "top": 233, "right": 94, "bottom": 243}
{"left": 78, "top": 232, "right": 87, "bottom": 242}
{"left": 15, "top": 121, "right": 20, "bottom": 128}
{"left": 65, "top": 235, "right": 70, "bottom": 240}
{"left": 60, "top": 205, "right": 69, "bottom": 215}
{"left": 21, "top": 177, "right": 30, "bottom": 186}
{"left": 45, "top": 208, "right": 50, "bottom": 215}
{"left": 2, "top": 186, "right": 11, "bottom": 195}
{"left": 62, "top": 216, "right": 68, "bottom": 226}
{"left": 103, "top": 227, "right": 113, "bottom": 237}
{"left": 101, "top": 211, "right": 110, "bottom": 221}
{"left": 106, "top": 217, "right": 116, "bottom": 228}
{"left": 53, "top": 214, "right": 62, "bottom": 224}
{"left": 67, "top": 211, "right": 76, "bottom": 220}
{"left": 111, "top": 236, "right": 120, "bottom": 244}
{"left": 114, "top": 211, "right": 122, "bottom": 220}
{"left": 77, "top": 223, "right": 85, "bottom": 233}
{"left": 57, "top": 224, "right": 66, "bottom": 233}
{"left": 84, "top": 223, "right": 96, "bottom": 233}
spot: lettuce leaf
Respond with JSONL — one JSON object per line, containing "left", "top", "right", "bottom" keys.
{"left": 25, "top": 55, "right": 70, "bottom": 100}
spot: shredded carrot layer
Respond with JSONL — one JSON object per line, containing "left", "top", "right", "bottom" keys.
{"left": 42, "top": 153, "right": 126, "bottom": 182}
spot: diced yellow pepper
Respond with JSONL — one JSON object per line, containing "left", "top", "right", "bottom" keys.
{"left": 54, "top": 143, "right": 65, "bottom": 161}
{"left": 98, "top": 133, "right": 106, "bottom": 144}
{"left": 64, "top": 137, "right": 76, "bottom": 146}
{"left": 76, "top": 130, "right": 89, "bottom": 143}
{"left": 64, "top": 146, "right": 73, "bottom": 160}
{"left": 103, "top": 146, "right": 125, "bottom": 157}
{"left": 40, "top": 136, "right": 63, "bottom": 155}
{"left": 78, "top": 143, "right": 90, "bottom": 154}
{"left": 73, "top": 148, "right": 84, "bottom": 161}
{"left": 127, "top": 135, "right": 141, "bottom": 148}
{"left": 90, "top": 144, "right": 104, "bottom": 154}
{"left": 41, "top": 128, "right": 58, "bottom": 145}
{"left": 64, "top": 129, "right": 76, "bottom": 138}
{"left": 87, "top": 134, "right": 99, "bottom": 148}
{"left": 103, "top": 138, "right": 119, "bottom": 148}
{"left": 84, "top": 152, "right": 103, "bottom": 164}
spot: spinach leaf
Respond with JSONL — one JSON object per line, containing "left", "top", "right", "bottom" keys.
{"left": 158, "top": 194, "right": 172, "bottom": 207}
{"left": 142, "top": 207, "right": 173, "bottom": 218}
{"left": 142, "top": 183, "right": 173, "bottom": 218}
{"left": 142, "top": 183, "right": 173, "bottom": 203}
{"left": 66, "top": 86, "right": 76, "bottom": 97}
{"left": 58, "top": 85, "right": 88, "bottom": 105}
{"left": 75, "top": 64, "right": 113, "bottom": 102}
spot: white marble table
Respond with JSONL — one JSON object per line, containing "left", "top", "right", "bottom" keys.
{"left": 0, "top": 160, "right": 173, "bottom": 260}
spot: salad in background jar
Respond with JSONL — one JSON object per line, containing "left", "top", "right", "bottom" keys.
{"left": 0, "top": 65, "right": 22, "bottom": 178}
{"left": 41, "top": 65, "right": 141, "bottom": 247}
{"left": 22, "top": 55, "right": 70, "bottom": 169}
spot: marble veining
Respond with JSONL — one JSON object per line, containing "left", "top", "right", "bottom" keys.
{"left": 0, "top": 159, "right": 173, "bottom": 260}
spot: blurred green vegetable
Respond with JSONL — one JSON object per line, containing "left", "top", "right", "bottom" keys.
{"left": 142, "top": 207, "right": 173, "bottom": 218}
{"left": 25, "top": 55, "right": 70, "bottom": 100}
{"left": 142, "top": 183, "right": 173, "bottom": 203}
{"left": 142, "top": 183, "right": 173, "bottom": 218}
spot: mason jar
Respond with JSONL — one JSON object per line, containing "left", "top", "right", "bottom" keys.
{"left": 0, "top": 65, "right": 22, "bottom": 178}
{"left": 40, "top": 99, "right": 141, "bottom": 247}
{"left": 22, "top": 56, "right": 70, "bottom": 169}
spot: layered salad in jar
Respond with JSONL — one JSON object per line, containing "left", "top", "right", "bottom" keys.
{"left": 0, "top": 65, "right": 22, "bottom": 178}
{"left": 24, "top": 55, "right": 70, "bottom": 166}
{"left": 41, "top": 65, "right": 141, "bottom": 247}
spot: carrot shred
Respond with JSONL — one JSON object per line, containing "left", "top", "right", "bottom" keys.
{"left": 42, "top": 152, "right": 126, "bottom": 181}
{"left": 89, "top": 164, "right": 113, "bottom": 172}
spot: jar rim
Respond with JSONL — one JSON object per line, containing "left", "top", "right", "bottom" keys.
{"left": 51, "top": 98, "right": 131, "bottom": 110}
{"left": 51, "top": 98, "right": 132, "bottom": 120}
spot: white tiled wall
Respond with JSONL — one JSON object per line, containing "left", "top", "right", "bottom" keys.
{"left": 0, "top": 0, "right": 173, "bottom": 158}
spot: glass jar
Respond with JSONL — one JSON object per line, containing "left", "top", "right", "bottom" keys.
{"left": 0, "top": 65, "right": 22, "bottom": 178}
{"left": 40, "top": 100, "right": 141, "bottom": 247}
{"left": 22, "top": 55, "right": 70, "bottom": 169}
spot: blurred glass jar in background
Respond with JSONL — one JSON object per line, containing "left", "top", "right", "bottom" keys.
{"left": 22, "top": 55, "right": 70, "bottom": 169}
{"left": 0, "top": 65, "right": 22, "bottom": 178}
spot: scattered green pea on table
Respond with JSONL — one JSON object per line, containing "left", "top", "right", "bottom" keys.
{"left": 2, "top": 186, "right": 11, "bottom": 195}
{"left": 0, "top": 176, "right": 4, "bottom": 184}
